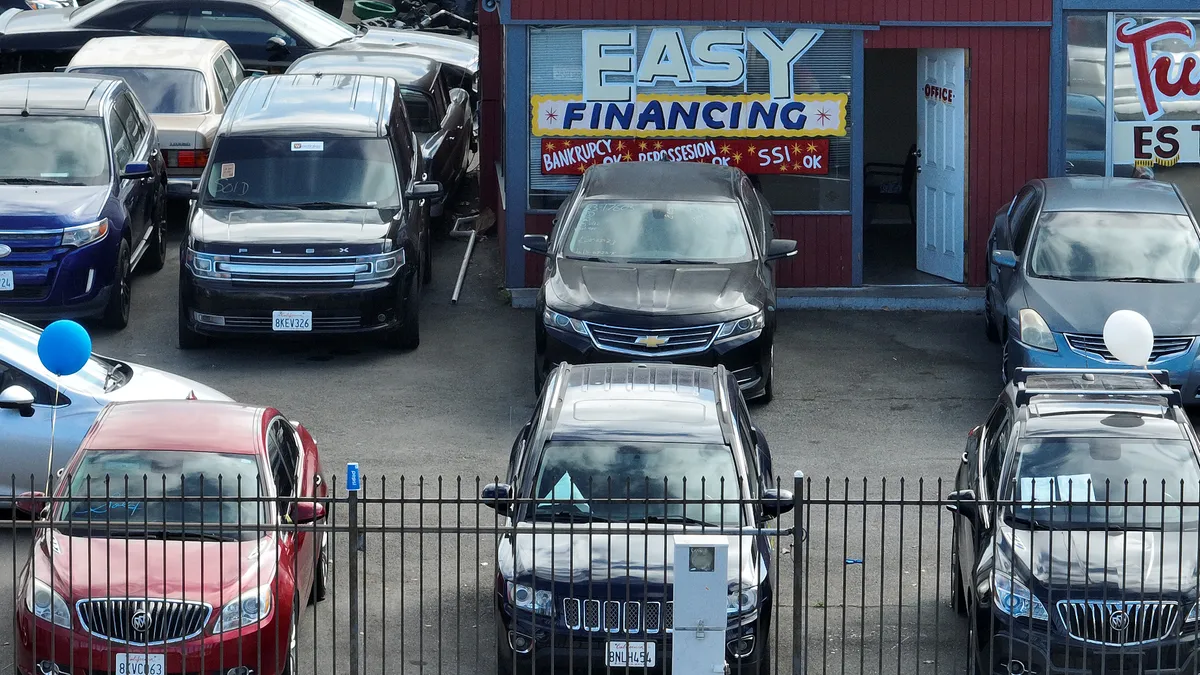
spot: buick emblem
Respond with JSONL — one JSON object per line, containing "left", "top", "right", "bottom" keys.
{"left": 130, "top": 609, "right": 151, "bottom": 632}
{"left": 1109, "top": 609, "right": 1130, "bottom": 631}
{"left": 0, "top": 244, "right": 10, "bottom": 258}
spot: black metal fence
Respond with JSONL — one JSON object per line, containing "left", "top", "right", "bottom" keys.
{"left": 3, "top": 474, "right": 1199, "bottom": 675}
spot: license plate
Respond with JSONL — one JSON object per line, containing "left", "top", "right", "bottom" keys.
{"left": 272, "top": 310, "right": 312, "bottom": 332}
{"left": 608, "top": 641, "right": 656, "bottom": 668}
{"left": 115, "top": 654, "right": 165, "bottom": 675}
{"left": 0, "top": 271, "right": 12, "bottom": 292}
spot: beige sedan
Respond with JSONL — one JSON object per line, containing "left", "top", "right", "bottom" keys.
{"left": 66, "top": 36, "right": 260, "bottom": 209}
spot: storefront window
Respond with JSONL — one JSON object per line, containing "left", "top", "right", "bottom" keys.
{"left": 1064, "top": 12, "right": 1108, "bottom": 177}
{"left": 527, "top": 26, "right": 853, "bottom": 212}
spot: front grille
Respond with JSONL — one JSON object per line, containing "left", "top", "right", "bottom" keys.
{"left": 77, "top": 598, "right": 211, "bottom": 645}
{"left": 0, "top": 231, "right": 66, "bottom": 301}
{"left": 217, "top": 255, "right": 370, "bottom": 285}
{"left": 585, "top": 322, "right": 721, "bottom": 357}
{"left": 562, "top": 598, "right": 673, "bottom": 634}
{"left": 1065, "top": 334, "right": 1194, "bottom": 363}
{"left": 218, "top": 315, "right": 364, "bottom": 330}
{"left": 1057, "top": 600, "right": 1179, "bottom": 646}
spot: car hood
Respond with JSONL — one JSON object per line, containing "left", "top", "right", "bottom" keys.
{"left": 191, "top": 207, "right": 396, "bottom": 247}
{"left": 104, "top": 360, "right": 230, "bottom": 403}
{"left": 499, "top": 529, "right": 764, "bottom": 587}
{"left": 0, "top": 185, "right": 108, "bottom": 228}
{"left": 547, "top": 258, "right": 766, "bottom": 320}
{"left": 1023, "top": 277, "right": 1200, "bottom": 335}
{"left": 0, "top": 6, "right": 73, "bottom": 34}
{"left": 35, "top": 530, "right": 277, "bottom": 606}
{"left": 1003, "top": 525, "right": 1199, "bottom": 596}
{"left": 349, "top": 29, "right": 479, "bottom": 72}
{"left": 153, "top": 113, "right": 219, "bottom": 149}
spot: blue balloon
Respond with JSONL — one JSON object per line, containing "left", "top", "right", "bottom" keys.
{"left": 37, "top": 320, "right": 92, "bottom": 377}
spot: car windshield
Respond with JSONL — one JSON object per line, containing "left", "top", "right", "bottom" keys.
{"left": 1005, "top": 436, "right": 1200, "bottom": 528}
{"left": 564, "top": 200, "right": 753, "bottom": 264}
{"left": 0, "top": 117, "right": 109, "bottom": 186}
{"left": 202, "top": 136, "right": 400, "bottom": 209}
{"left": 70, "top": 67, "right": 208, "bottom": 114}
{"left": 58, "top": 450, "right": 267, "bottom": 541}
{"left": 1028, "top": 211, "right": 1200, "bottom": 282}
{"left": 272, "top": 0, "right": 358, "bottom": 47}
{"left": 529, "top": 441, "right": 745, "bottom": 527}
{"left": 0, "top": 314, "right": 112, "bottom": 392}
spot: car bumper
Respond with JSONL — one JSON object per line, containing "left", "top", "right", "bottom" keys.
{"left": 0, "top": 234, "right": 120, "bottom": 320}
{"left": 1007, "top": 333, "right": 1200, "bottom": 403}
{"left": 981, "top": 628, "right": 1200, "bottom": 675}
{"left": 539, "top": 324, "right": 771, "bottom": 397}
{"left": 16, "top": 611, "right": 290, "bottom": 675}
{"left": 180, "top": 268, "right": 413, "bottom": 337}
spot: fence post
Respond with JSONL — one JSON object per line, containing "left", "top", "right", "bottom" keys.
{"left": 792, "top": 470, "right": 805, "bottom": 675}
{"left": 347, "top": 463, "right": 362, "bottom": 675}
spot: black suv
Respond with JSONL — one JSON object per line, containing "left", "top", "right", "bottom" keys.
{"left": 178, "top": 73, "right": 443, "bottom": 349}
{"left": 947, "top": 367, "right": 1200, "bottom": 675}
{"left": 483, "top": 362, "right": 793, "bottom": 675}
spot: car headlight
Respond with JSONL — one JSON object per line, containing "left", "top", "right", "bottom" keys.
{"left": 543, "top": 308, "right": 589, "bottom": 336}
{"left": 1018, "top": 308, "right": 1057, "bottom": 352}
{"left": 26, "top": 578, "right": 71, "bottom": 628}
{"left": 728, "top": 582, "right": 757, "bottom": 615}
{"left": 214, "top": 585, "right": 272, "bottom": 632}
{"left": 716, "top": 310, "right": 765, "bottom": 342}
{"left": 507, "top": 581, "right": 553, "bottom": 616}
{"left": 184, "top": 248, "right": 230, "bottom": 280}
{"left": 61, "top": 219, "right": 109, "bottom": 248}
{"left": 993, "top": 571, "right": 1048, "bottom": 620}
{"left": 1188, "top": 603, "right": 1199, "bottom": 623}
{"left": 355, "top": 249, "right": 406, "bottom": 282}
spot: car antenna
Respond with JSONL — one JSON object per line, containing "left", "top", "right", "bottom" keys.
{"left": 20, "top": 81, "right": 30, "bottom": 116}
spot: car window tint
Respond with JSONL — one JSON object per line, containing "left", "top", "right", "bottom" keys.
{"left": 566, "top": 200, "right": 754, "bottom": 264}
{"left": 121, "top": 93, "right": 148, "bottom": 149}
{"left": 213, "top": 57, "right": 236, "bottom": 105}
{"left": 138, "top": 9, "right": 186, "bottom": 35}
{"left": 741, "top": 177, "right": 767, "bottom": 251}
{"left": 185, "top": 8, "right": 295, "bottom": 47}
{"left": 981, "top": 405, "right": 1011, "bottom": 496}
{"left": 1009, "top": 188, "right": 1040, "bottom": 254}
{"left": 268, "top": 420, "right": 297, "bottom": 498}
{"left": 732, "top": 390, "right": 760, "bottom": 496}
{"left": 401, "top": 90, "right": 439, "bottom": 134}
{"left": 107, "top": 111, "right": 133, "bottom": 171}
{"left": 1029, "top": 211, "right": 1200, "bottom": 282}
{"left": 223, "top": 50, "right": 244, "bottom": 86}
{"left": 433, "top": 74, "right": 450, "bottom": 116}
{"left": 0, "top": 117, "right": 111, "bottom": 186}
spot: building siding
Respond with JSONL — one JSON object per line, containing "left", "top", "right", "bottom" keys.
{"left": 478, "top": 9, "right": 505, "bottom": 279}
{"left": 509, "top": 0, "right": 1051, "bottom": 24}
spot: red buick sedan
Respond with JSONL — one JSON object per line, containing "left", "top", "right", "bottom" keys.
{"left": 15, "top": 400, "right": 328, "bottom": 675}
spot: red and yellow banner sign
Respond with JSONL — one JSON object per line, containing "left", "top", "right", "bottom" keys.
{"left": 540, "top": 138, "right": 830, "bottom": 175}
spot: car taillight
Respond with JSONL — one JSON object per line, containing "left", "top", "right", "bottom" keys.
{"left": 166, "top": 149, "right": 209, "bottom": 169}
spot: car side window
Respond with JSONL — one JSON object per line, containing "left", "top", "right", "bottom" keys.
{"left": 1009, "top": 188, "right": 1041, "bottom": 255}
{"left": 185, "top": 8, "right": 296, "bottom": 47}
{"left": 980, "top": 405, "right": 1012, "bottom": 497}
{"left": 730, "top": 386, "right": 760, "bottom": 497}
{"left": 118, "top": 93, "right": 148, "bottom": 151}
{"left": 223, "top": 50, "right": 245, "bottom": 87}
{"left": 107, "top": 110, "right": 134, "bottom": 172}
{"left": 138, "top": 9, "right": 187, "bottom": 35}
{"left": 0, "top": 360, "right": 59, "bottom": 405}
{"left": 432, "top": 74, "right": 451, "bottom": 119}
{"left": 400, "top": 90, "right": 439, "bottom": 134}
{"left": 213, "top": 57, "right": 236, "bottom": 106}
{"left": 740, "top": 177, "right": 767, "bottom": 252}
{"left": 267, "top": 419, "right": 299, "bottom": 499}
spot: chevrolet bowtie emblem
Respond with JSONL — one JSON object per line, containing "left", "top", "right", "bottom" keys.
{"left": 635, "top": 335, "right": 669, "bottom": 349}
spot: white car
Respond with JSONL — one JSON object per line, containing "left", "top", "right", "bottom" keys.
{"left": 65, "top": 36, "right": 257, "bottom": 205}
{"left": 0, "top": 312, "right": 229, "bottom": 497}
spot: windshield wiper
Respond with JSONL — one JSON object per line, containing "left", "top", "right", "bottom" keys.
{"left": 291, "top": 201, "right": 385, "bottom": 210}
{"left": 0, "top": 177, "right": 74, "bottom": 185}
{"left": 102, "top": 361, "right": 125, "bottom": 393}
{"left": 1093, "top": 276, "right": 1178, "bottom": 283}
{"left": 565, "top": 255, "right": 610, "bottom": 263}
{"left": 1008, "top": 511, "right": 1054, "bottom": 530}
{"left": 628, "top": 258, "right": 720, "bottom": 265}
{"left": 1032, "top": 274, "right": 1078, "bottom": 281}
{"left": 119, "top": 528, "right": 239, "bottom": 542}
{"left": 534, "top": 505, "right": 608, "bottom": 523}
{"left": 204, "top": 198, "right": 267, "bottom": 208}
{"left": 643, "top": 514, "right": 717, "bottom": 526}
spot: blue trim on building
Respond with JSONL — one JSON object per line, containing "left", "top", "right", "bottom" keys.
{"left": 878, "top": 20, "right": 1053, "bottom": 26}
{"left": 498, "top": 0, "right": 510, "bottom": 23}
{"left": 1049, "top": 0, "right": 1065, "bottom": 177}
{"left": 1063, "top": 0, "right": 1200, "bottom": 8}
{"left": 498, "top": 17, "right": 880, "bottom": 29}
{"left": 504, "top": 25, "right": 529, "bottom": 289}
{"left": 851, "top": 30, "right": 865, "bottom": 287}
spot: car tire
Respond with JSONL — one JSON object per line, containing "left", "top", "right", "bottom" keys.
{"left": 101, "top": 239, "right": 132, "bottom": 329}
{"left": 309, "top": 533, "right": 328, "bottom": 604}
{"left": 279, "top": 605, "right": 298, "bottom": 675}
{"left": 496, "top": 619, "right": 516, "bottom": 675}
{"left": 755, "top": 346, "right": 774, "bottom": 404}
{"left": 983, "top": 296, "right": 1000, "bottom": 343}
{"left": 140, "top": 210, "right": 168, "bottom": 274}
{"left": 384, "top": 271, "right": 420, "bottom": 350}
{"left": 177, "top": 291, "right": 207, "bottom": 350}
{"left": 950, "top": 529, "right": 967, "bottom": 615}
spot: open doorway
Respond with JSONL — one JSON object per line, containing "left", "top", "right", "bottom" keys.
{"left": 862, "top": 48, "right": 968, "bottom": 285}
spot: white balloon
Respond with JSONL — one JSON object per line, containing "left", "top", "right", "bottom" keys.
{"left": 1102, "top": 310, "right": 1154, "bottom": 367}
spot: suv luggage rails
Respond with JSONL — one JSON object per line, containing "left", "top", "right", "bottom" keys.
{"left": 1013, "top": 367, "right": 1180, "bottom": 407}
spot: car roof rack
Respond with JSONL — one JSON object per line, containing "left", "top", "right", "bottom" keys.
{"left": 1012, "top": 367, "right": 1180, "bottom": 408}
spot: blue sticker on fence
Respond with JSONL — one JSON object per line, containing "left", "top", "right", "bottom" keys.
{"left": 346, "top": 462, "right": 361, "bottom": 492}
{"left": 845, "top": 558, "right": 863, "bottom": 565}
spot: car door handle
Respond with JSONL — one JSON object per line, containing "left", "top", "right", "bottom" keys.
{"left": 961, "top": 452, "right": 969, "bottom": 464}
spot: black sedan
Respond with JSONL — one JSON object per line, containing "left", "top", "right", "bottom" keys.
{"left": 285, "top": 50, "right": 472, "bottom": 216}
{"left": 0, "top": 0, "right": 404, "bottom": 73}
{"left": 524, "top": 162, "right": 797, "bottom": 403}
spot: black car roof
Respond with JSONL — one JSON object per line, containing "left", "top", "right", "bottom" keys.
{"left": 579, "top": 162, "right": 742, "bottom": 203}
{"left": 219, "top": 73, "right": 394, "bottom": 137}
{"left": 288, "top": 51, "right": 440, "bottom": 91}
{"left": 544, "top": 363, "right": 731, "bottom": 444}
{"left": 0, "top": 73, "right": 117, "bottom": 116}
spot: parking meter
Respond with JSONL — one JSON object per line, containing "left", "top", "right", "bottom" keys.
{"left": 673, "top": 535, "right": 730, "bottom": 675}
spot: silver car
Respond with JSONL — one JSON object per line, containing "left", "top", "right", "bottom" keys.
{"left": 0, "top": 312, "right": 229, "bottom": 496}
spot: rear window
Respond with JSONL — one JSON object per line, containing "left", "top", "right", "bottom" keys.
{"left": 70, "top": 67, "right": 209, "bottom": 114}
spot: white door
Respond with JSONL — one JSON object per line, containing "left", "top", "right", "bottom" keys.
{"left": 915, "top": 48, "right": 967, "bottom": 282}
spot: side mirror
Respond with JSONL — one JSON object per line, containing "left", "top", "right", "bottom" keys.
{"left": 760, "top": 488, "right": 794, "bottom": 520}
{"left": 244, "top": 68, "right": 267, "bottom": 78}
{"left": 945, "top": 489, "right": 980, "bottom": 523}
{"left": 992, "top": 249, "right": 1018, "bottom": 269}
{"left": 291, "top": 501, "right": 327, "bottom": 525}
{"left": 0, "top": 385, "right": 35, "bottom": 417}
{"left": 15, "top": 491, "right": 46, "bottom": 517}
{"left": 765, "top": 238, "right": 798, "bottom": 261}
{"left": 405, "top": 180, "right": 444, "bottom": 201}
{"left": 53, "top": 66, "right": 67, "bottom": 72}
{"left": 449, "top": 87, "right": 469, "bottom": 106}
{"left": 481, "top": 482, "right": 513, "bottom": 516}
{"left": 189, "top": 186, "right": 201, "bottom": 200}
{"left": 523, "top": 234, "right": 549, "bottom": 256}
{"left": 267, "top": 36, "right": 289, "bottom": 51}
{"left": 121, "top": 161, "right": 153, "bottom": 180}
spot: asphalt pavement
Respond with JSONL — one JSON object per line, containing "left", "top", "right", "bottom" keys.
{"left": 0, "top": 200, "right": 1002, "bottom": 674}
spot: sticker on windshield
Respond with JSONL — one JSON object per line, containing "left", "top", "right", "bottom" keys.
{"left": 40, "top": 173, "right": 69, "bottom": 178}
{"left": 291, "top": 141, "right": 324, "bottom": 152}
{"left": 1020, "top": 474, "right": 1095, "bottom": 505}
{"left": 538, "top": 471, "right": 590, "bottom": 512}
{"left": 220, "top": 163, "right": 235, "bottom": 179}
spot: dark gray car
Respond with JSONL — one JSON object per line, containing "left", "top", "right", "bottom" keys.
{"left": 984, "top": 177, "right": 1200, "bottom": 400}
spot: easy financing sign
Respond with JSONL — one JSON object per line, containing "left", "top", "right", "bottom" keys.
{"left": 1111, "top": 18, "right": 1200, "bottom": 167}
{"left": 531, "top": 27, "right": 849, "bottom": 140}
